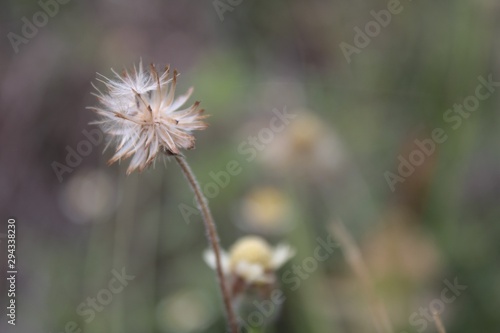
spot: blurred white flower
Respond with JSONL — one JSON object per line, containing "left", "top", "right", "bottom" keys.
{"left": 204, "top": 236, "right": 295, "bottom": 285}
{"left": 59, "top": 170, "right": 117, "bottom": 223}
{"left": 261, "top": 111, "right": 345, "bottom": 178}
{"left": 156, "top": 290, "right": 215, "bottom": 333}
{"left": 237, "top": 187, "right": 294, "bottom": 235}
{"left": 89, "top": 61, "right": 208, "bottom": 174}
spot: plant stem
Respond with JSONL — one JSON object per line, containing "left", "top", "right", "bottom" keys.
{"left": 330, "top": 219, "right": 393, "bottom": 333}
{"left": 432, "top": 311, "right": 446, "bottom": 333}
{"left": 175, "top": 155, "right": 238, "bottom": 333}
{"left": 111, "top": 170, "right": 139, "bottom": 333}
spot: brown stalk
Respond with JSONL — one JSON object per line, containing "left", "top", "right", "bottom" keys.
{"left": 433, "top": 311, "right": 446, "bottom": 333}
{"left": 330, "top": 219, "right": 393, "bottom": 333}
{"left": 174, "top": 155, "right": 238, "bottom": 333}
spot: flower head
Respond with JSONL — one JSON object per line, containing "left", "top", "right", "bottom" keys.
{"left": 204, "top": 236, "right": 295, "bottom": 285}
{"left": 89, "top": 61, "right": 208, "bottom": 174}
{"left": 238, "top": 187, "right": 294, "bottom": 235}
{"left": 261, "top": 111, "right": 344, "bottom": 177}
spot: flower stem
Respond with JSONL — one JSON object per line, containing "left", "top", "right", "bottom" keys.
{"left": 433, "top": 311, "right": 447, "bottom": 333}
{"left": 175, "top": 155, "right": 238, "bottom": 333}
{"left": 330, "top": 219, "right": 393, "bottom": 333}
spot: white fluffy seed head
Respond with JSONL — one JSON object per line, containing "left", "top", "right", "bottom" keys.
{"left": 88, "top": 61, "right": 208, "bottom": 174}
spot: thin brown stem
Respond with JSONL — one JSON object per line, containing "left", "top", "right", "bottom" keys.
{"left": 330, "top": 219, "right": 393, "bottom": 333}
{"left": 432, "top": 311, "right": 446, "bottom": 333}
{"left": 175, "top": 155, "right": 238, "bottom": 333}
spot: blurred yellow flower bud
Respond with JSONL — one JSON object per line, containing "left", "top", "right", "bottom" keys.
{"left": 229, "top": 236, "right": 273, "bottom": 271}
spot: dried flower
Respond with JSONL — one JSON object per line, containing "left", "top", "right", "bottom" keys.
{"left": 89, "top": 62, "right": 238, "bottom": 333}
{"left": 89, "top": 61, "right": 208, "bottom": 174}
{"left": 204, "top": 236, "right": 295, "bottom": 285}
{"left": 204, "top": 236, "right": 294, "bottom": 328}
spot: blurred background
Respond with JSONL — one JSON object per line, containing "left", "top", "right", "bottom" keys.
{"left": 1, "top": 0, "right": 499, "bottom": 332}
